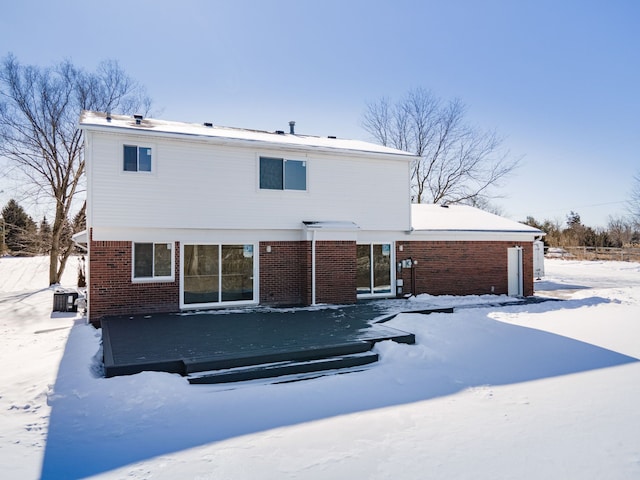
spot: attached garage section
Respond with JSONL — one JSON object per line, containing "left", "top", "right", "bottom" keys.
{"left": 396, "top": 240, "right": 534, "bottom": 297}
{"left": 399, "top": 204, "right": 544, "bottom": 298}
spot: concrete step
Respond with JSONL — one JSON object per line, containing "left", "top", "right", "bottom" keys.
{"left": 182, "top": 340, "right": 373, "bottom": 374}
{"left": 187, "top": 351, "right": 379, "bottom": 385}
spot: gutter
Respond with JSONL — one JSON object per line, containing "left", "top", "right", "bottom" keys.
{"left": 408, "top": 229, "right": 545, "bottom": 235}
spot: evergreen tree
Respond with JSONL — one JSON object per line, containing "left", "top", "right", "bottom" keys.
{"left": 566, "top": 211, "right": 581, "bottom": 228}
{"left": 38, "top": 216, "right": 52, "bottom": 254}
{"left": 1, "top": 199, "right": 36, "bottom": 255}
{"left": 72, "top": 204, "right": 86, "bottom": 234}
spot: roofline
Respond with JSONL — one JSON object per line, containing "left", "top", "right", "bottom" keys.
{"left": 79, "top": 119, "right": 417, "bottom": 161}
{"left": 410, "top": 228, "right": 545, "bottom": 235}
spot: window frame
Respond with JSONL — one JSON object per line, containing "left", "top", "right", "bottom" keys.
{"left": 258, "top": 156, "right": 307, "bottom": 191}
{"left": 131, "top": 242, "right": 175, "bottom": 283}
{"left": 356, "top": 242, "right": 394, "bottom": 298}
{"left": 180, "top": 242, "right": 259, "bottom": 309}
{"left": 123, "top": 144, "right": 154, "bottom": 173}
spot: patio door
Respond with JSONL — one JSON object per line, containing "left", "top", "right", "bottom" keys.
{"left": 182, "top": 243, "right": 256, "bottom": 307}
{"left": 357, "top": 243, "right": 393, "bottom": 296}
{"left": 507, "top": 246, "right": 523, "bottom": 297}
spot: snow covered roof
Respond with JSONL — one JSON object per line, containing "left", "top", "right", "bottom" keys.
{"left": 411, "top": 204, "right": 544, "bottom": 235}
{"left": 71, "top": 230, "right": 88, "bottom": 244}
{"left": 79, "top": 111, "right": 416, "bottom": 159}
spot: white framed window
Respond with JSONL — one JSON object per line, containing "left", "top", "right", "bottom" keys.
{"left": 357, "top": 243, "right": 393, "bottom": 296}
{"left": 132, "top": 242, "right": 174, "bottom": 282}
{"left": 123, "top": 145, "right": 152, "bottom": 172}
{"left": 259, "top": 156, "right": 307, "bottom": 191}
{"left": 181, "top": 243, "right": 258, "bottom": 307}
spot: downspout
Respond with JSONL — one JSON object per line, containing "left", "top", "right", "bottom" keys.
{"left": 311, "top": 229, "right": 317, "bottom": 306}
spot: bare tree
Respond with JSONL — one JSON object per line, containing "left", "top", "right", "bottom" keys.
{"left": 363, "top": 87, "right": 520, "bottom": 205}
{"left": 629, "top": 172, "right": 640, "bottom": 226}
{"left": 0, "top": 54, "right": 151, "bottom": 284}
{"left": 607, "top": 215, "right": 634, "bottom": 247}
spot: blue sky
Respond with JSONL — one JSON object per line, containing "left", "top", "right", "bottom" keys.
{"left": 1, "top": 0, "right": 638, "bottom": 227}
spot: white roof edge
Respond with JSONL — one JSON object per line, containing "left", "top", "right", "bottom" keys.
{"left": 79, "top": 111, "right": 417, "bottom": 160}
{"left": 404, "top": 230, "right": 542, "bottom": 242}
{"left": 302, "top": 221, "right": 360, "bottom": 230}
{"left": 410, "top": 228, "right": 545, "bottom": 235}
{"left": 72, "top": 229, "right": 88, "bottom": 244}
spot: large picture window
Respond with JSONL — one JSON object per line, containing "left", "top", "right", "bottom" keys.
{"left": 357, "top": 243, "right": 392, "bottom": 296}
{"left": 133, "top": 242, "right": 173, "bottom": 281}
{"left": 183, "top": 244, "right": 255, "bottom": 306}
{"left": 259, "top": 156, "right": 306, "bottom": 190}
{"left": 124, "top": 145, "right": 152, "bottom": 172}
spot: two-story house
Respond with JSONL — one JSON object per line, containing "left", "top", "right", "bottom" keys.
{"left": 79, "top": 111, "right": 543, "bottom": 325}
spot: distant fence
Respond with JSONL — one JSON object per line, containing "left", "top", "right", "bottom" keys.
{"left": 546, "top": 246, "right": 640, "bottom": 262}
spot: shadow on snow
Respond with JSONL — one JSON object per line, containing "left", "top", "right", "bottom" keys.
{"left": 40, "top": 297, "right": 637, "bottom": 479}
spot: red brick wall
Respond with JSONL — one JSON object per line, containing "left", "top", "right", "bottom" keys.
{"left": 88, "top": 239, "right": 180, "bottom": 325}
{"left": 88, "top": 235, "right": 533, "bottom": 323}
{"left": 259, "top": 240, "right": 357, "bottom": 306}
{"left": 259, "top": 241, "right": 311, "bottom": 306}
{"left": 315, "top": 241, "right": 357, "bottom": 304}
{"left": 396, "top": 241, "right": 534, "bottom": 297}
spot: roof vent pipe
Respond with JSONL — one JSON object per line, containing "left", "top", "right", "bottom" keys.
{"left": 289, "top": 121, "right": 295, "bottom": 135}
{"left": 106, "top": 111, "right": 111, "bottom": 122}
{"left": 133, "top": 114, "right": 143, "bottom": 125}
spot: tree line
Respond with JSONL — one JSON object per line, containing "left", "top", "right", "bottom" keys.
{"left": 524, "top": 211, "right": 640, "bottom": 248}
{"left": 1, "top": 198, "right": 85, "bottom": 256}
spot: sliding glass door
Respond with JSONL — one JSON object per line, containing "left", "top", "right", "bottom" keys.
{"left": 221, "top": 245, "right": 254, "bottom": 302}
{"left": 183, "top": 244, "right": 255, "bottom": 306}
{"left": 357, "top": 243, "right": 392, "bottom": 296}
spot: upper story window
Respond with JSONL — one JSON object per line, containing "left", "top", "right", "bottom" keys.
{"left": 133, "top": 242, "right": 174, "bottom": 281}
{"left": 259, "top": 156, "right": 306, "bottom": 191}
{"left": 124, "top": 145, "right": 152, "bottom": 172}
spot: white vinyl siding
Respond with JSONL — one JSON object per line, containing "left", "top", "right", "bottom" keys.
{"left": 87, "top": 132, "right": 411, "bottom": 232}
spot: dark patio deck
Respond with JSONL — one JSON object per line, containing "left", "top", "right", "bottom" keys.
{"left": 101, "top": 302, "right": 416, "bottom": 383}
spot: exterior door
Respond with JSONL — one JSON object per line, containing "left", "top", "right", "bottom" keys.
{"left": 182, "top": 243, "right": 256, "bottom": 307}
{"left": 507, "top": 247, "right": 523, "bottom": 296}
{"left": 357, "top": 243, "right": 393, "bottom": 296}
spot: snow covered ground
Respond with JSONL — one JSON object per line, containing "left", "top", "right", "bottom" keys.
{"left": 1, "top": 256, "right": 639, "bottom": 479}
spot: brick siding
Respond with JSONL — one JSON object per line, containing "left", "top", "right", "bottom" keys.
{"left": 315, "top": 241, "right": 357, "bottom": 304}
{"left": 259, "top": 240, "right": 357, "bottom": 306}
{"left": 88, "top": 239, "right": 180, "bottom": 325}
{"left": 259, "top": 241, "right": 311, "bottom": 306}
{"left": 88, "top": 234, "right": 534, "bottom": 324}
{"left": 396, "top": 241, "right": 534, "bottom": 297}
